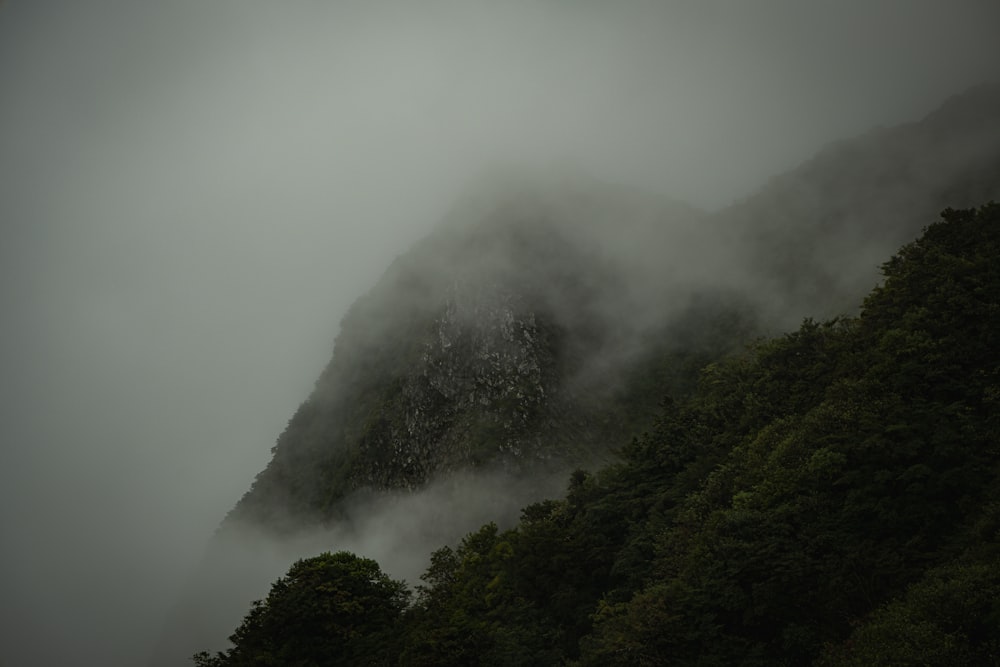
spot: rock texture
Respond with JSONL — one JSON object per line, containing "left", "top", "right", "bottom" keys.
{"left": 222, "top": 193, "right": 669, "bottom": 533}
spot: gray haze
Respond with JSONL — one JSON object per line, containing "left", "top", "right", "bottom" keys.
{"left": 1, "top": 1, "right": 999, "bottom": 665}
{"left": 163, "top": 467, "right": 571, "bottom": 663}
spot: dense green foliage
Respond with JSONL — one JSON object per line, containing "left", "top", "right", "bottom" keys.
{"left": 199, "top": 203, "right": 999, "bottom": 664}
{"left": 193, "top": 552, "right": 409, "bottom": 667}
{"left": 576, "top": 204, "right": 1000, "bottom": 665}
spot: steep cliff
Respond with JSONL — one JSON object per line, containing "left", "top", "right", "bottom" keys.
{"left": 224, "top": 84, "right": 1000, "bottom": 537}
{"left": 222, "top": 178, "right": 719, "bottom": 534}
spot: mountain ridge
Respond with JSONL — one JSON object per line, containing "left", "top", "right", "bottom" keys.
{"left": 714, "top": 81, "right": 1000, "bottom": 322}
{"left": 155, "top": 83, "right": 1000, "bottom": 665}
{"left": 195, "top": 200, "right": 1000, "bottom": 666}
{"left": 228, "top": 83, "right": 1000, "bottom": 537}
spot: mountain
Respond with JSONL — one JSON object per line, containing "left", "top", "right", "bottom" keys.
{"left": 221, "top": 170, "right": 742, "bottom": 535}
{"left": 226, "top": 83, "right": 1000, "bottom": 537}
{"left": 157, "top": 84, "right": 1000, "bottom": 664}
{"left": 716, "top": 82, "right": 1000, "bottom": 322}
{"left": 154, "top": 171, "right": 751, "bottom": 665}
{"left": 197, "top": 202, "right": 1000, "bottom": 666}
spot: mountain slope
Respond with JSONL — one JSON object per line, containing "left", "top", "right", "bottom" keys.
{"left": 155, "top": 174, "right": 748, "bottom": 666}
{"left": 576, "top": 203, "right": 1000, "bottom": 665}
{"left": 222, "top": 174, "right": 732, "bottom": 534}
{"left": 197, "top": 202, "right": 1000, "bottom": 666}
{"left": 229, "top": 83, "right": 1000, "bottom": 537}
{"left": 714, "top": 81, "right": 1000, "bottom": 322}
{"left": 157, "top": 84, "right": 1000, "bottom": 665}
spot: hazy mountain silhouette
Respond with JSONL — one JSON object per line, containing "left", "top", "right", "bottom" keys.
{"left": 154, "top": 83, "right": 1000, "bottom": 665}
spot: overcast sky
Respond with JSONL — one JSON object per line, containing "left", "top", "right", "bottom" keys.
{"left": 1, "top": 1, "right": 999, "bottom": 665}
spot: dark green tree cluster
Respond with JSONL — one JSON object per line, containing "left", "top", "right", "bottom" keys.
{"left": 193, "top": 552, "right": 409, "bottom": 667}
{"left": 198, "top": 203, "right": 1000, "bottom": 665}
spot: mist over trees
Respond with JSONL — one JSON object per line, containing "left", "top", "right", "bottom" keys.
{"left": 194, "top": 202, "right": 1000, "bottom": 665}
{"left": 177, "top": 85, "right": 1000, "bottom": 666}
{"left": 3, "top": 3, "right": 1000, "bottom": 666}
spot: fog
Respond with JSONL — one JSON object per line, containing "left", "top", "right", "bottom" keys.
{"left": 1, "top": 1, "right": 999, "bottom": 665}
{"left": 159, "top": 466, "right": 571, "bottom": 663}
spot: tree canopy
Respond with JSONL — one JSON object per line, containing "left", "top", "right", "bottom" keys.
{"left": 193, "top": 551, "right": 409, "bottom": 667}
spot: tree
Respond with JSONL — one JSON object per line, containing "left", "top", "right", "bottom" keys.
{"left": 193, "top": 551, "right": 409, "bottom": 667}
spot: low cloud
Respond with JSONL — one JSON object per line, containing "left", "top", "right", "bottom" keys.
{"left": 1, "top": 1, "right": 999, "bottom": 665}
{"left": 156, "top": 466, "right": 569, "bottom": 664}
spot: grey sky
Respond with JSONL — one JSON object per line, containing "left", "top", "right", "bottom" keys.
{"left": 1, "top": 1, "right": 999, "bottom": 665}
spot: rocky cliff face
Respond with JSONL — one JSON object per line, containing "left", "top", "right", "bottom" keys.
{"left": 353, "top": 279, "right": 557, "bottom": 488}
{"left": 222, "top": 188, "right": 672, "bottom": 533}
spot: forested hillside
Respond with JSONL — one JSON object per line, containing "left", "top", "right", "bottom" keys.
{"left": 156, "top": 85, "right": 1000, "bottom": 666}
{"left": 196, "top": 202, "right": 998, "bottom": 665}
